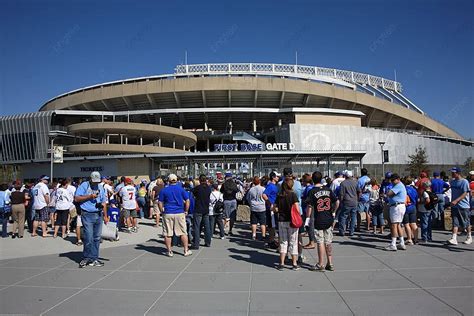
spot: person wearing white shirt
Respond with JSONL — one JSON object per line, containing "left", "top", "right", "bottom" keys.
{"left": 32, "top": 175, "right": 51, "bottom": 237}
{"left": 54, "top": 179, "right": 74, "bottom": 238}
{"left": 119, "top": 178, "right": 138, "bottom": 232}
{"left": 209, "top": 184, "right": 225, "bottom": 239}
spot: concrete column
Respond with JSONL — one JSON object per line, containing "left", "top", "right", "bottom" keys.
{"left": 158, "top": 137, "right": 161, "bottom": 147}
{"left": 140, "top": 135, "right": 143, "bottom": 146}
{"left": 278, "top": 119, "right": 282, "bottom": 126}
{"left": 173, "top": 138, "right": 176, "bottom": 149}
{"left": 253, "top": 119, "right": 257, "bottom": 132}
{"left": 125, "top": 136, "right": 128, "bottom": 145}
{"left": 107, "top": 135, "right": 110, "bottom": 144}
{"left": 120, "top": 134, "right": 123, "bottom": 144}
{"left": 206, "top": 139, "right": 210, "bottom": 152}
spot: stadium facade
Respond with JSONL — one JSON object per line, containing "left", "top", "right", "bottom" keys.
{"left": 1, "top": 63, "right": 472, "bottom": 180}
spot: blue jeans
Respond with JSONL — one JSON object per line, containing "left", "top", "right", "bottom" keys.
{"left": 209, "top": 213, "right": 225, "bottom": 238}
{"left": 193, "top": 213, "right": 211, "bottom": 248}
{"left": 0, "top": 208, "right": 9, "bottom": 237}
{"left": 338, "top": 205, "right": 357, "bottom": 235}
{"left": 137, "top": 197, "right": 146, "bottom": 218}
{"left": 81, "top": 211, "right": 103, "bottom": 261}
{"left": 419, "top": 211, "right": 433, "bottom": 241}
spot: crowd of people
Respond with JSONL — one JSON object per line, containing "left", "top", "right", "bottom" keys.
{"left": 0, "top": 166, "right": 473, "bottom": 271}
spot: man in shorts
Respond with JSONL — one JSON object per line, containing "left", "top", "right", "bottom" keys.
{"left": 32, "top": 175, "right": 50, "bottom": 237}
{"left": 119, "top": 178, "right": 138, "bottom": 233}
{"left": 306, "top": 171, "right": 339, "bottom": 271}
{"left": 385, "top": 174, "right": 407, "bottom": 251}
{"left": 447, "top": 167, "right": 472, "bottom": 245}
{"left": 159, "top": 174, "right": 192, "bottom": 257}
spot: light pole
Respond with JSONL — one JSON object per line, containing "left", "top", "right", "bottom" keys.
{"left": 378, "top": 141, "right": 386, "bottom": 177}
{"left": 49, "top": 130, "right": 67, "bottom": 182}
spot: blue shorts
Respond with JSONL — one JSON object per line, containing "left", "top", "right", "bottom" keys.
{"left": 403, "top": 211, "right": 417, "bottom": 224}
{"left": 358, "top": 201, "right": 370, "bottom": 212}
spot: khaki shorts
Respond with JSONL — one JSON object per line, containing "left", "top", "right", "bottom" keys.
{"left": 315, "top": 227, "right": 333, "bottom": 244}
{"left": 69, "top": 206, "right": 77, "bottom": 218}
{"left": 153, "top": 200, "right": 161, "bottom": 215}
{"left": 163, "top": 213, "right": 187, "bottom": 237}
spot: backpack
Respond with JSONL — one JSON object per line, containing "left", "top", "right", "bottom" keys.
{"left": 212, "top": 193, "right": 224, "bottom": 215}
{"left": 424, "top": 191, "right": 439, "bottom": 210}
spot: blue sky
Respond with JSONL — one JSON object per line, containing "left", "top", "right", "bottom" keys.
{"left": 1, "top": 0, "right": 472, "bottom": 137}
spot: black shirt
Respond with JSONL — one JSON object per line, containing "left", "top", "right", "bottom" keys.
{"left": 305, "top": 185, "right": 337, "bottom": 230}
{"left": 276, "top": 191, "right": 298, "bottom": 222}
{"left": 193, "top": 183, "right": 212, "bottom": 214}
{"left": 220, "top": 179, "right": 239, "bottom": 201}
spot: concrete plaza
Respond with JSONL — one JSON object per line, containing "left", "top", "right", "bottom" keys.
{"left": 0, "top": 221, "right": 472, "bottom": 315}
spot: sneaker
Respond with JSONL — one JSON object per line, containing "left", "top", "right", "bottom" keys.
{"left": 184, "top": 250, "right": 193, "bottom": 257}
{"left": 447, "top": 238, "right": 458, "bottom": 245}
{"left": 292, "top": 265, "right": 300, "bottom": 271}
{"left": 297, "top": 255, "right": 304, "bottom": 265}
{"left": 397, "top": 244, "right": 407, "bottom": 250}
{"left": 252, "top": 235, "right": 256, "bottom": 240}
{"left": 88, "top": 260, "right": 104, "bottom": 267}
{"left": 167, "top": 251, "right": 174, "bottom": 257}
{"left": 463, "top": 237, "right": 472, "bottom": 245}
{"left": 310, "top": 263, "right": 325, "bottom": 271}
{"left": 76, "top": 240, "right": 83, "bottom": 246}
{"left": 79, "top": 259, "right": 90, "bottom": 268}
{"left": 325, "top": 263, "right": 335, "bottom": 271}
{"left": 220, "top": 236, "right": 225, "bottom": 240}
{"left": 406, "top": 240, "right": 414, "bottom": 245}
{"left": 276, "top": 264, "right": 284, "bottom": 271}
{"left": 385, "top": 245, "right": 397, "bottom": 251}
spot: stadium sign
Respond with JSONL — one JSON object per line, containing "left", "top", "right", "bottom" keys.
{"left": 214, "top": 143, "right": 295, "bottom": 152}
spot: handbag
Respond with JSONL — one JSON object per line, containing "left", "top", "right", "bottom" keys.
{"left": 290, "top": 203, "right": 303, "bottom": 228}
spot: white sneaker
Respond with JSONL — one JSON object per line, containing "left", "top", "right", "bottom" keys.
{"left": 463, "top": 237, "right": 472, "bottom": 245}
{"left": 447, "top": 238, "right": 458, "bottom": 245}
{"left": 184, "top": 250, "right": 193, "bottom": 257}
{"left": 385, "top": 245, "right": 397, "bottom": 251}
{"left": 167, "top": 251, "right": 174, "bottom": 257}
{"left": 397, "top": 244, "right": 407, "bottom": 250}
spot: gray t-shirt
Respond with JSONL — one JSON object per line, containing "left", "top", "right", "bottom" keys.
{"left": 247, "top": 185, "right": 266, "bottom": 212}
{"left": 339, "top": 178, "right": 361, "bottom": 208}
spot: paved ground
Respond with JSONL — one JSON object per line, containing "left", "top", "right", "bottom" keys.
{"left": 0, "top": 222, "right": 473, "bottom": 316}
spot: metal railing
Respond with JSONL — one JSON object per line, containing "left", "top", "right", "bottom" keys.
{"left": 175, "top": 63, "right": 402, "bottom": 92}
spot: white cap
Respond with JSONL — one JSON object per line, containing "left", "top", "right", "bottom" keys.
{"left": 169, "top": 174, "right": 178, "bottom": 182}
{"left": 346, "top": 170, "right": 353, "bottom": 177}
{"left": 90, "top": 171, "right": 101, "bottom": 183}
{"left": 470, "top": 171, "right": 474, "bottom": 176}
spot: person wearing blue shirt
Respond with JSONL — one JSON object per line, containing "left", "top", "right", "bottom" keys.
{"left": 431, "top": 171, "right": 450, "bottom": 228}
{"left": 263, "top": 171, "right": 280, "bottom": 248}
{"left": 74, "top": 171, "right": 107, "bottom": 268}
{"left": 158, "top": 174, "right": 192, "bottom": 257}
{"left": 0, "top": 183, "right": 11, "bottom": 238}
{"left": 385, "top": 174, "right": 407, "bottom": 251}
{"left": 447, "top": 167, "right": 472, "bottom": 245}
{"left": 301, "top": 174, "right": 315, "bottom": 249}
{"left": 357, "top": 168, "right": 371, "bottom": 231}
{"left": 403, "top": 178, "right": 419, "bottom": 245}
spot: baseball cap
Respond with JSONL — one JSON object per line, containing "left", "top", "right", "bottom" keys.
{"left": 169, "top": 174, "right": 178, "bottom": 182}
{"left": 125, "top": 178, "right": 133, "bottom": 184}
{"left": 225, "top": 172, "right": 233, "bottom": 178}
{"left": 269, "top": 171, "right": 281, "bottom": 179}
{"left": 385, "top": 171, "right": 393, "bottom": 179}
{"left": 390, "top": 173, "right": 400, "bottom": 180}
{"left": 109, "top": 199, "right": 117, "bottom": 205}
{"left": 470, "top": 171, "right": 474, "bottom": 176}
{"left": 433, "top": 171, "right": 440, "bottom": 177}
{"left": 335, "top": 171, "right": 342, "bottom": 177}
{"left": 101, "top": 175, "right": 110, "bottom": 180}
{"left": 449, "top": 167, "right": 462, "bottom": 173}
{"left": 39, "top": 175, "right": 50, "bottom": 181}
{"left": 90, "top": 171, "right": 101, "bottom": 183}
{"left": 346, "top": 170, "right": 353, "bottom": 177}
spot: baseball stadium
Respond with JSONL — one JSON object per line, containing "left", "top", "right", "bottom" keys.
{"left": 1, "top": 62, "right": 472, "bottom": 180}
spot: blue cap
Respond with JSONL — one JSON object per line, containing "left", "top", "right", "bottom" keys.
{"left": 109, "top": 199, "right": 117, "bottom": 205}
{"left": 385, "top": 171, "right": 393, "bottom": 179}
{"left": 335, "top": 171, "right": 342, "bottom": 177}
{"left": 40, "top": 175, "right": 50, "bottom": 181}
{"left": 433, "top": 171, "right": 440, "bottom": 177}
{"left": 225, "top": 172, "right": 233, "bottom": 178}
{"left": 450, "top": 167, "right": 461, "bottom": 173}
{"left": 101, "top": 175, "right": 109, "bottom": 180}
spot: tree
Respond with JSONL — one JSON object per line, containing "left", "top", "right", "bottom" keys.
{"left": 406, "top": 146, "right": 429, "bottom": 176}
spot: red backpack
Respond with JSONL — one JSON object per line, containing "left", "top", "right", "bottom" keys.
{"left": 290, "top": 204, "right": 303, "bottom": 228}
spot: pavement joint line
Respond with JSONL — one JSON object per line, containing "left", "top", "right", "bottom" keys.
{"left": 246, "top": 263, "right": 253, "bottom": 316}
{"left": 39, "top": 252, "right": 147, "bottom": 316}
{"left": 356, "top": 245, "right": 465, "bottom": 315}
{"left": 143, "top": 248, "right": 203, "bottom": 316}
{"left": 322, "top": 266, "right": 356, "bottom": 316}
{"left": 0, "top": 262, "right": 70, "bottom": 293}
